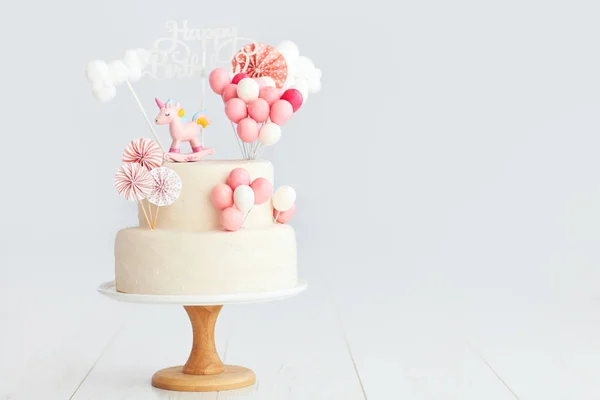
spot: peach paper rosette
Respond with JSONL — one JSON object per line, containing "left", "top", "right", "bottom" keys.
{"left": 232, "top": 43, "right": 288, "bottom": 88}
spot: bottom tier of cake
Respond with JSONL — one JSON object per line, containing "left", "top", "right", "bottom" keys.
{"left": 115, "top": 225, "right": 298, "bottom": 295}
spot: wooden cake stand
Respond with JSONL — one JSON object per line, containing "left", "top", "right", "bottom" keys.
{"left": 98, "top": 280, "right": 307, "bottom": 392}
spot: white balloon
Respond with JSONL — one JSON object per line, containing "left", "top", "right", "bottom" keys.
{"left": 234, "top": 185, "right": 255, "bottom": 213}
{"left": 295, "top": 56, "right": 315, "bottom": 77}
{"left": 276, "top": 40, "right": 299, "bottom": 73}
{"left": 236, "top": 78, "right": 259, "bottom": 102}
{"left": 261, "top": 76, "right": 276, "bottom": 88}
{"left": 272, "top": 186, "right": 296, "bottom": 212}
{"left": 86, "top": 60, "right": 108, "bottom": 82}
{"left": 107, "top": 60, "right": 129, "bottom": 86}
{"left": 258, "top": 123, "right": 282, "bottom": 146}
{"left": 93, "top": 87, "right": 116, "bottom": 103}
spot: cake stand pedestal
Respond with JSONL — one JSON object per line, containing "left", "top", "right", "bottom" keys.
{"left": 98, "top": 280, "right": 307, "bottom": 392}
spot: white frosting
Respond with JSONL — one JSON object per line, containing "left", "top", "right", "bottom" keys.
{"left": 115, "top": 159, "right": 298, "bottom": 295}
{"left": 138, "top": 160, "right": 274, "bottom": 232}
{"left": 115, "top": 225, "right": 297, "bottom": 295}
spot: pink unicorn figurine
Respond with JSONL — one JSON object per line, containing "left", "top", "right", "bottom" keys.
{"left": 154, "top": 97, "right": 215, "bottom": 162}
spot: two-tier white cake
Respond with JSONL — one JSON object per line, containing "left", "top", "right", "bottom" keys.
{"left": 115, "top": 160, "right": 298, "bottom": 295}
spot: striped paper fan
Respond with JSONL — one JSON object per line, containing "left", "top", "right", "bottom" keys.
{"left": 114, "top": 163, "right": 153, "bottom": 201}
{"left": 122, "top": 138, "right": 163, "bottom": 170}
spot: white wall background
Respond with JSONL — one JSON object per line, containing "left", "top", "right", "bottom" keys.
{"left": 0, "top": 1, "right": 599, "bottom": 397}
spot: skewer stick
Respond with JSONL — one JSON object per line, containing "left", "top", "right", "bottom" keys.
{"left": 153, "top": 204, "right": 160, "bottom": 229}
{"left": 125, "top": 80, "right": 164, "bottom": 152}
{"left": 139, "top": 200, "right": 153, "bottom": 230}
{"left": 274, "top": 211, "right": 281, "bottom": 223}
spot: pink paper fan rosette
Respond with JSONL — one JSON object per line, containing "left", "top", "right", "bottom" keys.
{"left": 147, "top": 166, "right": 182, "bottom": 206}
{"left": 122, "top": 138, "right": 163, "bottom": 170}
{"left": 232, "top": 43, "right": 288, "bottom": 88}
{"left": 114, "top": 163, "right": 153, "bottom": 201}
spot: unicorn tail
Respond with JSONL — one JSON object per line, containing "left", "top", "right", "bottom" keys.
{"left": 192, "top": 111, "right": 212, "bottom": 128}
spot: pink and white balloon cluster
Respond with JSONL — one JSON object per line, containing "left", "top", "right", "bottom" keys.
{"left": 209, "top": 69, "right": 304, "bottom": 159}
{"left": 210, "top": 168, "right": 273, "bottom": 231}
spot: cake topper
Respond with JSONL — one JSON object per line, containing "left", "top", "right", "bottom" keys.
{"left": 272, "top": 185, "right": 297, "bottom": 224}
{"left": 114, "top": 163, "right": 154, "bottom": 229}
{"left": 210, "top": 40, "right": 322, "bottom": 160}
{"left": 210, "top": 168, "right": 273, "bottom": 231}
{"left": 154, "top": 97, "right": 215, "bottom": 162}
{"left": 147, "top": 166, "right": 183, "bottom": 228}
{"left": 86, "top": 21, "right": 256, "bottom": 155}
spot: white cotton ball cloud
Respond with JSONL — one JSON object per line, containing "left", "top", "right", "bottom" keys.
{"left": 122, "top": 48, "right": 150, "bottom": 83}
{"left": 85, "top": 48, "right": 151, "bottom": 102}
{"left": 276, "top": 41, "right": 322, "bottom": 95}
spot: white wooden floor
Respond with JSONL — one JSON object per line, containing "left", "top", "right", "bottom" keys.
{"left": 1, "top": 255, "right": 599, "bottom": 400}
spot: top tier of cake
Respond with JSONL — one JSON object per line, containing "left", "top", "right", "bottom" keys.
{"left": 138, "top": 160, "right": 274, "bottom": 232}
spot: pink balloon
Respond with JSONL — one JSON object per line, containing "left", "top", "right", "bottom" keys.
{"left": 254, "top": 77, "right": 266, "bottom": 89}
{"left": 236, "top": 118, "right": 259, "bottom": 143}
{"left": 209, "top": 68, "right": 231, "bottom": 95}
{"left": 221, "top": 206, "right": 243, "bottom": 231}
{"left": 270, "top": 100, "right": 293, "bottom": 125}
{"left": 222, "top": 83, "right": 238, "bottom": 103}
{"left": 227, "top": 168, "right": 251, "bottom": 190}
{"left": 250, "top": 177, "right": 273, "bottom": 204}
{"left": 280, "top": 89, "right": 303, "bottom": 112}
{"left": 225, "top": 98, "right": 248, "bottom": 123}
{"left": 247, "top": 98, "right": 270, "bottom": 122}
{"left": 210, "top": 183, "right": 233, "bottom": 210}
{"left": 259, "top": 87, "right": 281, "bottom": 106}
{"left": 274, "top": 204, "right": 296, "bottom": 223}
{"left": 232, "top": 73, "right": 250, "bottom": 84}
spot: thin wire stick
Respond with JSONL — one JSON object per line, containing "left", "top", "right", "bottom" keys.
{"left": 139, "top": 201, "right": 153, "bottom": 230}
{"left": 242, "top": 208, "right": 253, "bottom": 226}
{"left": 274, "top": 210, "right": 281, "bottom": 223}
{"left": 153, "top": 205, "right": 160, "bottom": 229}
{"left": 125, "top": 80, "right": 164, "bottom": 152}
{"left": 230, "top": 121, "right": 245, "bottom": 158}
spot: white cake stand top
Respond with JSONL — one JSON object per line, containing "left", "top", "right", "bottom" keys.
{"left": 97, "top": 280, "right": 307, "bottom": 306}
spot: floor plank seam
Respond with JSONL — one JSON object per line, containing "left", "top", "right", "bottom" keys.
{"left": 470, "top": 343, "right": 522, "bottom": 400}
{"left": 68, "top": 323, "right": 126, "bottom": 400}
{"left": 324, "top": 279, "right": 369, "bottom": 400}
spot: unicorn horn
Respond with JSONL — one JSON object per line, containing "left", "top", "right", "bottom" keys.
{"left": 155, "top": 97, "right": 164, "bottom": 109}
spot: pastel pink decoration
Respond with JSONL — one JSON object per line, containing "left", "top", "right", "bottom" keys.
{"left": 250, "top": 177, "right": 273, "bottom": 205}
{"left": 280, "top": 89, "right": 303, "bottom": 112}
{"left": 154, "top": 98, "right": 214, "bottom": 157}
{"left": 114, "top": 163, "right": 153, "bottom": 201}
{"left": 232, "top": 73, "right": 250, "bottom": 84}
{"left": 247, "top": 98, "right": 270, "bottom": 122}
{"left": 269, "top": 100, "right": 293, "bottom": 125}
{"left": 274, "top": 204, "right": 296, "bottom": 223}
{"left": 122, "top": 138, "right": 163, "bottom": 171}
{"left": 221, "top": 206, "right": 243, "bottom": 231}
{"left": 232, "top": 43, "right": 288, "bottom": 88}
{"left": 147, "top": 166, "right": 182, "bottom": 206}
{"left": 208, "top": 68, "right": 231, "bottom": 95}
{"left": 254, "top": 77, "right": 266, "bottom": 89}
{"left": 236, "top": 118, "right": 259, "bottom": 143}
{"left": 221, "top": 84, "right": 238, "bottom": 103}
{"left": 210, "top": 183, "right": 234, "bottom": 210}
{"left": 225, "top": 98, "right": 248, "bottom": 123}
{"left": 259, "top": 87, "right": 282, "bottom": 106}
{"left": 227, "top": 168, "right": 251, "bottom": 190}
